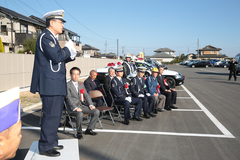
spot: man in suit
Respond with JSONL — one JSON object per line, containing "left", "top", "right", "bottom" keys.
{"left": 157, "top": 66, "right": 178, "bottom": 110}
{"left": 103, "top": 67, "right": 115, "bottom": 107}
{"left": 129, "top": 67, "right": 156, "bottom": 119}
{"left": 65, "top": 67, "right": 99, "bottom": 139}
{"left": 111, "top": 66, "right": 143, "bottom": 125}
{"left": 30, "top": 10, "right": 76, "bottom": 157}
{"left": 84, "top": 70, "right": 103, "bottom": 107}
{"left": 228, "top": 58, "right": 238, "bottom": 81}
{"left": 146, "top": 68, "right": 166, "bottom": 113}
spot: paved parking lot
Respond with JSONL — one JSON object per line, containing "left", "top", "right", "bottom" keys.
{"left": 13, "top": 65, "right": 240, "bottom": 160}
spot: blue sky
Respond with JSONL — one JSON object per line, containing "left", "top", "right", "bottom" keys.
{"left": 2, "top": 0, "right": 240, "bottom": 57}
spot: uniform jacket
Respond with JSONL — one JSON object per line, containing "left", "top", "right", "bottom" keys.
{"left": 228, "top": 61, "right": 238, "bottom": 71}
{"left": 157, "top": 74, "right": 170, "bottom": 92}
{"left": 65, "top": 81, "right": 93, "bottom": 113}
{"left": 122, "top": 61, "right": 134, "bottom": 78}
{"left": 130, "top": 76, "right": 148, "bottom": 97}
{"left": 110, "top": 77, "right": 131, "bottom": 99}
{"left": 84, "top": 76, "right": 101, "bottom": 93}
{"left": 103, "top": 75, "right": 113, "bottom": 96}
{"left": 30, "top": 29, "right": 73, "bottom": 95}
{"left": 146, "top": 75, "right": 160, "bottom": 97}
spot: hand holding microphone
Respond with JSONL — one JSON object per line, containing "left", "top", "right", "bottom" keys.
{"left": 64, "top": 31, "right": 77, "bottom": 59}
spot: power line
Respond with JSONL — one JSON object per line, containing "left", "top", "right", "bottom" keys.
{"left": 53, "top": 0, "right": 116, "bottom": 41}
{"left": 8, "top": 0, "right": 30, "bottom": 15}
{"left": 5, "top": 0, "right": 8, "bottom": 8}
{"left": 18, "top": 0, "right": 43, "bottom": 16}
{"left": 36, "top": 0, "right": 47, "bottom": 13}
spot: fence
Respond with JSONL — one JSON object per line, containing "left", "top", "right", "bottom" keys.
{"left": 0, "top": 53, "right": 119, "bottom": 92}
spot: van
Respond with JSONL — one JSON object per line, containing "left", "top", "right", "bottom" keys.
{"left": 235, "top": 53, "right": 240, "bottom": 74}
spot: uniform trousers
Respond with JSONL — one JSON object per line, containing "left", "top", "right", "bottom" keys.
{"left": 138, "top": 96, "right": 155, "bottom": 113}
{"left": 39, "top": 95, "right": 64, "bottom": 152}
{"left": 161, "top": 90, "right": 177, "bottom": 108}
{"left": 114, "top": 97, "right": 142, "bottom": 119}
{"left": 69, "top": 106, "right": 100, "bottom": 133}
{"left": 229, "top": 70, "right": 237, "bottom": 80}
{"left": 154, "top": 94, "right": 166, "bottom": 109}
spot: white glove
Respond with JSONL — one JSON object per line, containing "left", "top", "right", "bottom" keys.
{"left": 138, "top": 94, "right": 144, "bottom": 97}
{"left": 125, "top": 97, "right": 132, "bottom": 103}
{"left": 146, "top": 93, "right": 151, "bottom": 96}
{"left": 65, "top": 40, "right": 77, "bottom": 59}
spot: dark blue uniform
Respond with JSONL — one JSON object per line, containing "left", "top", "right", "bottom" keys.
{"left": 130, "top": 76, "right": 155, "bottom": 113}
{"left": 30, "top": 29, "right": 73, "bottom": 152}
{"left": 110, "top": 77, "right": 142, "bottom": 119}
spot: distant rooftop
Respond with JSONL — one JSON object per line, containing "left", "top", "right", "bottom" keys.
{"left": 154, "top": 47, "right": 175, "bottom": 52}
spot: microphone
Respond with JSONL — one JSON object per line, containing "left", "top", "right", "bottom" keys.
{"left": 64, "top": 31, "right": 70, "bottom": 41}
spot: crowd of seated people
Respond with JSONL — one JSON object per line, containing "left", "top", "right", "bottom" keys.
{"left": 65, "top": 65, "right": 178, "bottom": 139}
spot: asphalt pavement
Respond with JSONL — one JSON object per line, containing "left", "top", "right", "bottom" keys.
{"left": 12, "top": 65, "right": 240, "bottom": 160}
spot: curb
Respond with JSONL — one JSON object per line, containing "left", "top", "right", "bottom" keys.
{"left": 21, "top": 102, "right": 42, "bottom": 113}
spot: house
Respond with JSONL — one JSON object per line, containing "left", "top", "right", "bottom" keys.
{"left": 145, "top": 47, "right": 176, "bottom": 62}
{"left": 154, "top": 47, "right": 176, "bottom": 57}
{"left": 0, "top": 6, "right": 81, "bottom": 53}
{"left": 185, "top": 53, "right": 197, "bottom": 60}
{"left": 196, "top": 45, "right": 227, "bottom": 60}
{"left": 82, "top": 44, "right": 100, "bottom": 57}
{"left": 97, "top": 52, "right": 117, "bottom": 59}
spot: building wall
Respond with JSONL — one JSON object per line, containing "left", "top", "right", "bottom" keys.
{"left": 203, "top": 51, "right": 219, "bottom": 55}
{"left": 152, "top": 58, "right": 174, "bottom": 62}
{"left": 0, "top": 53, "right": 119, "bottom": 91}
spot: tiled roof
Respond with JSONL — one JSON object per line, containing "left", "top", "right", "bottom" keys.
{"left": 198, "top": 45, "right": 222, "bottom": 51}
{"left": 147, "top": 52, "right": 175, "bottom": 58}
{"left": 154, "top": 47, "right": 175, "bottom": 52}
{"left": 82, "top": 44, "right": 99, "bottom": 51}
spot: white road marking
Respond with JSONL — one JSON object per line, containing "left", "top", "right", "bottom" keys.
{"left": 177, "top": 97, "right": 192, "bottom": 99}
{"left": 172, "top": 109, "right": 203, "bottom": 112}
{"left": 181, "top": 85, "right": 235, "bottom": 138}
{"left": 21, "top": 127, "right": 232, "bottom": 138}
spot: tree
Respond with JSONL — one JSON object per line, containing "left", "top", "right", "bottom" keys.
{"left": 180, "top": 53, "right": 185, "bottom": 61}
{"left": 0, "top": 37, "right": 4, "bottom": 53}
{"left": 23, "top": 36, "right": 37, "bottom": 54}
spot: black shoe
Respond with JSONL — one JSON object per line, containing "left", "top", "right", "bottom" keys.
{"left": 165, "top": 107, "right": 172, "bottom": 111}
{"left": 143, "top": 113, "right": 150, "bottom": 119}
{"left": 170, "top": 106, "right": 178, "bottom": 109}
{"left": 153, "top": 109, "right": 158, "bottom": 114}
{"left": 148, "top": 112, "right": 156, "bottom": 117}
{"left": 85, "top": 129, "right": 98, "bottom": 136}
{"left": 123, "top": 119, "right": 130, "bottom": 125}
{"left": 132, "top": 116, "right": 143, "bottom": 121}
{"left": 157, "top": 108, "right": 165, "bottom": 112}
{"left": 53, "top": 145, "right": 63, "bottom": 150}
{"left": 77, "top": 133, "right": 83, "bottom": 139}
{"left": 39, "top": 149, "right": 60, "bottom": 157}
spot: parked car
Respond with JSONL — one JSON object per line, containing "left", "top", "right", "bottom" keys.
{"left": 190, "top": 60, "right": 212, "bottom": 68}
{"left": 179, "top": 61, "right": 187, "bottom": 65}
{"left": 219, "top": 61, "right": 230, "bottom": 68}
{"left": 214, "top": 60, "right": 225, "bottom": 67}
{"left": 187, "top": 59, "right": 200, "bottom": 66}
{"left": 145, "top": 59, "right": 162, "bottom": 67}
{"left": 235, "top": 53, "right": 240, "bottom": 75}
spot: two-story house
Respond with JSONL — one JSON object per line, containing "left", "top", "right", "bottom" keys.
{"left": 196, "top": 45, "right": 227, "bottom": 60}
{"left": 145, "top": 47, "right": 176, "bottom": 62}
{"left": 82, "top": 44, "right": 100, "bottom": 58}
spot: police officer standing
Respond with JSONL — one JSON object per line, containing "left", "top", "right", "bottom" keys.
{"left": 122, "top": 54, "right": 134, "bottom": 78}
{"left": 30, "top": 10, "right": 76, "bottom": 157}
{"left": 130, "top": 67, "right": 156, "bottom": 119}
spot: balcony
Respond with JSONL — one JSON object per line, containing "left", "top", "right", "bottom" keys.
{"left": 15, "top": 30, "right": 38, "bottom": 45}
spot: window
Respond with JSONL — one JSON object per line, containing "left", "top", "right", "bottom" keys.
{"left": 1, "top": 25, "right": 7, "bottom": 35}
{"left": 210, "top": 51, "right": 215, "bottom": 54}
{"left": 20, "top": 23, "right": 27, "bottom": 33}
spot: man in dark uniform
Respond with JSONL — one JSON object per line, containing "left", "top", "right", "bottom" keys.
{"left": 103, "top": 67, "right": 115, "bottom": 107}
{"left": 84, "top": 70, "right": 103, "bottom": 107}
{"left": 129, "top": 67, "right": 156, "bottom": 119}
{"left": 228, "top": 58, "right": 238, "bottom": 81}
{"left": 30, "top": 10, "right": 76, "bottom": 157}
{"left": 122, "top": 54, "right": 134, "bottom": 78}
{"left": 110, "top": 66, "right": 143, "bottom": 125}
{"left": 157, "top": 66, "right": 178, "bottom": 110}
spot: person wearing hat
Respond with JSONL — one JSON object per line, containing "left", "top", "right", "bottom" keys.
{"left": 146, "top": 68, "right": 166, "bottom": 113}
{"left": 110, "top": 66, "right": 143, "bottom": 125}
{"left": 0, "top": 87, "right": 22, "bottom": 160}
{"left": 122, "top": 54, "right": 134, "bottom": 78}
{"left": 30, "top": 10, "right": 76, "bottom": 157}
{"left": 129, "top": 67, "right": 156, "bottom": 119}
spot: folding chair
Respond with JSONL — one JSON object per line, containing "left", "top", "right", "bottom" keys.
{"left": 108, "top": 89, "right": 123, "bottom": 122}
{"left": 89, "top": 90, "right": 115, "bottom": 126}
{"left": 63, "top": 101, "right": 90, "bottom": 138}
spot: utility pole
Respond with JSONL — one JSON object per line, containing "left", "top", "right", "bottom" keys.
{"left": 197, "top": 38, "right": 199, "bottom": 59}
{"left": 188, "top": 46, "right": 189, "bottom": 55}
{"left": 117, "top": 39, "right": 119, "bottom": 59}
{"left": 105, "top": 40, "right": 107, "bottom": 54}
{"left": 122, "top": 46, "right": 125, "bottom": 56}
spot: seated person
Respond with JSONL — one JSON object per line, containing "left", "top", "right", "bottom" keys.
{"left": 103, "top": 67, "right": 115, "bottom": 107}
{"left": 0, "top": 87, "right": 22, "bottom": 160}
{"left": 129, "top": 67, "right": 156, "bottom": 119}
{"left": 65, "top": 67, "right": 100, "bottom": 139}
{"left": 110, "top": 66, "right": 143, "bottom": 125}
{"left": 146, "top": 68, "right": 166, "bottom": 113}
{"left": 84, "top": 70, "right": 103, "bottom": 107}
{"left": 157, "top": 66, "right": 178, "bottom": 110}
